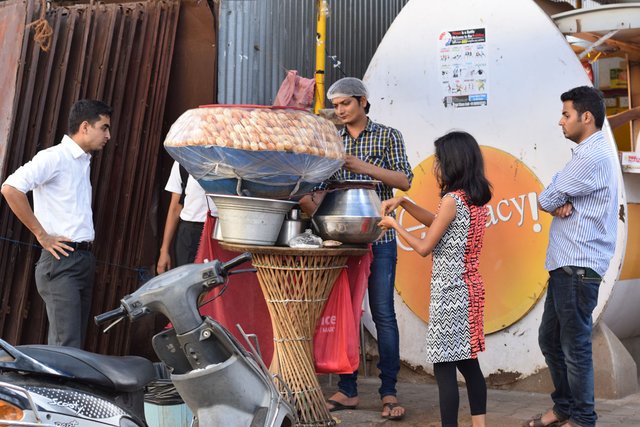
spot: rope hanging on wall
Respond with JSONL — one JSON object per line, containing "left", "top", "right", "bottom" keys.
{"left": 26, "top": 0, "right": 53, "bottom": 52}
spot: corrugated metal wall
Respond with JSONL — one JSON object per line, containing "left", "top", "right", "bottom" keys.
{"left": 217, "top": 0, "right": 409, "bottom": 105}
{"left": 0, "top": 0, "right": 180, "bottom": 355}
{"left": 0, "top": 1, "right": 25, "bottom": 176}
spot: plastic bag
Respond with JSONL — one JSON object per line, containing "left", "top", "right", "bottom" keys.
{"left": 273, "top": 70, "right": 315, "bottom": 109}
{"left": 313, "top": 269, "right": 360, "bottom": 374}
{"left": 163, "top": 105, "right": 345, "bottom": 199}
{"left": 288, "top": 229, "right": 323, "bottom": 248}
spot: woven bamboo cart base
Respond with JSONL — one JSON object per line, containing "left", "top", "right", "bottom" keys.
{"left": 220, "top": 243, "right": 368, "bottom": 426}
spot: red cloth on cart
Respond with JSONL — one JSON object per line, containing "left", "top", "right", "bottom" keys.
{"left": 193, "top": 214, "right": 373, "bottom": 370}
{"left": 194, "top": 215, "right": 274, "bottom": 365}
{"left": 344, "top": 246, "right": 373, "bottom": 330}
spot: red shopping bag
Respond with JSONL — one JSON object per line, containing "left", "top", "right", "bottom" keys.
{"left": 313, "top": 269, "right": 360, "bottom": 374}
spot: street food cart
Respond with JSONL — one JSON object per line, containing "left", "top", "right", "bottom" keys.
{"left": 164, "top": 105, "right": 379, "bottom": 425}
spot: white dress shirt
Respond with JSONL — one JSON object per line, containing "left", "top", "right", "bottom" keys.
{"left": 3, "top": 135, "right": 95, "bottom": 242}
{"left": 165, "top": 161, "right": 213, "bottom": 221}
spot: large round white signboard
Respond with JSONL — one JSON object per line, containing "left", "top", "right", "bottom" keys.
{"left": 362, "top": 0, "right": 626, "bottom": 377}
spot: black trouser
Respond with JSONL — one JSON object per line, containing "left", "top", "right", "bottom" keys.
{"left": 175, "top": 220, "right": 204, "bottom": 267}
{"left": 35, "top": 249, "right": 96, "bottom": 348}
{"left": 433, "top": 358, "right": 487, "bottom": 427}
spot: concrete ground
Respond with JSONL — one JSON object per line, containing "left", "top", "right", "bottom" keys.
{"left": 318, "top": 369, "right": 640, "bottom": 426}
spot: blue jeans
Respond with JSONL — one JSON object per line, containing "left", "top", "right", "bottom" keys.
{"left": 539, "top": 267, "right": 601, "bottom": 427}
{"left": 338, "top": 240, "right": 400, "bottom": 399}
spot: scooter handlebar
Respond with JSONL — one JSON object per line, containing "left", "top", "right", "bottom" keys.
{"left": 94, "top": 253, "right": 252, "bottom": 329}
{"left": 94, "top": 306, "right": 126, "bottom": 326}
{"left": 220, "top": 252, "right": 252, "bottom": 275}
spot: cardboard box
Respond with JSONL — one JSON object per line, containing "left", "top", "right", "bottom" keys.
{"left": 610, "top": 68, "right": 628, "bottom": 89}
{"left": 621, "top": 151, "right": 640, "bottom": 173}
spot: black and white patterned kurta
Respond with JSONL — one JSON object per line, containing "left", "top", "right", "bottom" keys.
{"left": 426, "top": 191, "right": 486, "bottom": 364}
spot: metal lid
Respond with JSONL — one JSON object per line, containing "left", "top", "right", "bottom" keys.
{"left": 327, "top": 179, "right": 380, "bottom": 190}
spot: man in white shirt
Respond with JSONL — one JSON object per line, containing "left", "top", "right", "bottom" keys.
{"left": 1, "top": 99, "right": 112, "bottom": 348}
{"left": 156, "top": 161, "right": 212, "bottom": 273}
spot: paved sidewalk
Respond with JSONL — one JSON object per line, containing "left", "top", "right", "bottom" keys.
{"left": 319, "top": 375, "right": 640, "bottom": 426}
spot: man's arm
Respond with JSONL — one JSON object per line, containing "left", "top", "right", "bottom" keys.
{"left": 343, "top": 155, "right": 410, "bottom": 190}
{"left": 157, "top": 192, "right": 183, "bottom": 274}
{"left": 538, "top": 198, "right": 573, "bottom": 217}
{"left": 1, "top": 184, "right": 72, "bottom": 259}
{"left": 299, "top": 191, "right": 327, "bottom": 217}
{"left": 538, "top": 177, "right": 569, "bottom": 214}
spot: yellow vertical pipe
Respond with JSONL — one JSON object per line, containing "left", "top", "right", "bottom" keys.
{"left": 314, "top": 0, "right": 327, "bottom": 114}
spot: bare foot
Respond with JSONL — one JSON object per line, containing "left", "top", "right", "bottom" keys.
{"left": 326, "top": 391, "right": 358, "bottom": 411}
{"left": 381, "top": 395, "right": 405, "bottom": 420}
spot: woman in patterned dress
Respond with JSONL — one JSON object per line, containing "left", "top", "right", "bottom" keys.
{"left": 378, "top": 131, "right": 492, "bottom": 427}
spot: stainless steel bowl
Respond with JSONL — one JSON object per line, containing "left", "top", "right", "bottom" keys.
{"left": 207, "top": 194, "right": 297, "bottom": 245}
{"left": 312, "top": 182, "right": 384, "bottom": 243}
{"left": 312, "top": 215, "right": 384, "bottom": 243}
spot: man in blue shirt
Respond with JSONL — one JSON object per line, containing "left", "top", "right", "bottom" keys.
{"left": 525, "top": 86, "right": 618, "bottom": 427}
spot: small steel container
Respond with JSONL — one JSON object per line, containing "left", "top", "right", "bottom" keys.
{"left": 276, "top": 209, "right": 310, "bottom": 246}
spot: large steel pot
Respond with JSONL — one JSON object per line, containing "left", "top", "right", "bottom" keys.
{"left": 312, "top": 180, "right": 384, "bottom": 244}
{"left": 208, "top": 194, "right": 297, "bottom": 245}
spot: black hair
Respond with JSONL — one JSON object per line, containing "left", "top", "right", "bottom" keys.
{"left": 560, "top": 86, "right": 605, "bottom": 129}
{"left": 433, "top": 131, "right": 492, "bottom": 206}
{"left": 68, "top": 99, "right": 112, "bottom": 135}
{"left": 354, "top": 96, "right": 371, "bottom": 114}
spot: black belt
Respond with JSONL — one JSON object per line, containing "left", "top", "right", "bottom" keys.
{"left": 180, "top": 220, "right": 205, "bottom": 227}
{"left": 63, "top": 241, "right": 93, "bottom": 251}
{"left": 556, "top": 266, "right": 601, "bottom": 280}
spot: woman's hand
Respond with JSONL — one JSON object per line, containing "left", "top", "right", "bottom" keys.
{"left": 381, "top": 196, "right": 405, "bottom": 216}
{"left": 378, "top": 215, "right": 398, "bottom": 230}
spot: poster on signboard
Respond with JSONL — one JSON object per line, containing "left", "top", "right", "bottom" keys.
{"left": 439, "top": 28, "right": 488, "bottom": 108}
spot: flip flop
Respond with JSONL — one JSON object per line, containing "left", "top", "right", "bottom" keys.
{"left": 327, "top": 399, "right": 357, "bottom": 412}
{"left": 522, "top": 410, "right": 569, "bottom": 427}
{"left": 382, "top": 402, "right": 405, "bottom": 421}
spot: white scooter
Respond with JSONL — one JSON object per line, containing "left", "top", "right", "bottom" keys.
{"left": 0, "top": 253, "right": 297, "bottom": 427}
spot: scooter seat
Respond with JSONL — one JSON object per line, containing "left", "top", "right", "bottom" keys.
{"left": 17, "top": 345, "right": 157, "bottom": 393}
